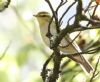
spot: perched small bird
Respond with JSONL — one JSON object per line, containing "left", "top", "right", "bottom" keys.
{"left": 34, "top": 11, "right": 93, "bottom": 75}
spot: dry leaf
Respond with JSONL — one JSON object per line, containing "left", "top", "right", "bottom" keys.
{"left": 96, "top": 0, "right": 100, "bottom": 4}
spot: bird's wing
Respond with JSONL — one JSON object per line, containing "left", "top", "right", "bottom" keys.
{"left": 59, "top": 33, "right": 93, "bottom": 74}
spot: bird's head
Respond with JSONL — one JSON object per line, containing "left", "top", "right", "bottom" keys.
{"left": 33, "top": 11, "right": 52, "bottom": 26}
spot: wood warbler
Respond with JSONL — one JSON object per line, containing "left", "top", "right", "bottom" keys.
{"left": 34, "top": 11, "right": 93, "bottom": 75}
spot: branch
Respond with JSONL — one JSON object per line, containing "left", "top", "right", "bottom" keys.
{"left": 72, "top": 25, "right": 100, "bottom": 32}
{"left": 82, "top": 14, "right": 100, "bottom": 25}
{"left": 45, "top": 0, "right": 60, "bottom": 33}
{"left": 74, "top": 0, "right": 83, "bottom": 27}
{"left": 47, "top": 48, "right": 61, "bottom": 82}
{"left": 41, "top": 0, "right": 100, "bottom": 82}
{"left": 50, "top": 23, "right": 100, "bottom": 50}
{"left": 41, "top": 53, "right": 53, "bottom": 81}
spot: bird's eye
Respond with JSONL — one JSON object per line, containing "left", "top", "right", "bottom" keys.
{"left": 40, "top": 15, "right": 47, "bottom": 17}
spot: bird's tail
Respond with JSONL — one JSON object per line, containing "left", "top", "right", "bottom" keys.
{"left": 60, "top": 34, "right": 93, "bottom": 74}
{"left": 79, "top": 56, "right": 93, "bottom": 74}
{"left": 67, "top": 55, "right": 93, "bottom": 75}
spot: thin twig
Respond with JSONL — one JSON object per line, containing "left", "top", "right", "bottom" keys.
{"left": 61, "top": 59, "right": 70, "bottom": 69}
{"left": 62, "top": 47, "right": 100, "bottom": 58}
{"left": 92, "top": 5, "right": 98, "bottom": 18}
{"left": 90, "top": 56, "right": 100, "bottom": 82}
{"left": 67, "top": 14, "right": 76, "bottom": 25}
{"left": 59, "top": 1, "right": 76, "bottom": 23}
{"left": 84, "top": 1, "right": 93, "bottom": 13}
{"left": 59, "top": 31, "right": 81, "bottom": 48}
{"left": 0, "top": 41, "right": 12, "bottom": 60}
{"left": 86, "top": 4, "right": 99, "bottom": 26}
{"left": 46, "top": 16, "right": 53, "bottom": 38}
{"left": 56, "top": 0, "right": 67, "bottom": 13}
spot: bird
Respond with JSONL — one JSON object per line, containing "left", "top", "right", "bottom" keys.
{"left": 33, "top": 11, "right": 93, "bottom": 75}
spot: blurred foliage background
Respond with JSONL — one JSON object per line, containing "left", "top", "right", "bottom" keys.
{"left": 0, "top": 0, "right": 100, "bottom": 82}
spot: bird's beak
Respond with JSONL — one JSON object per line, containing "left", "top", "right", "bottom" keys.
{"left": 33, "top": 14, "right": 37, "bottom": 17}
{"left": 33, "top": 15, "right": 36, "bottom": 16}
